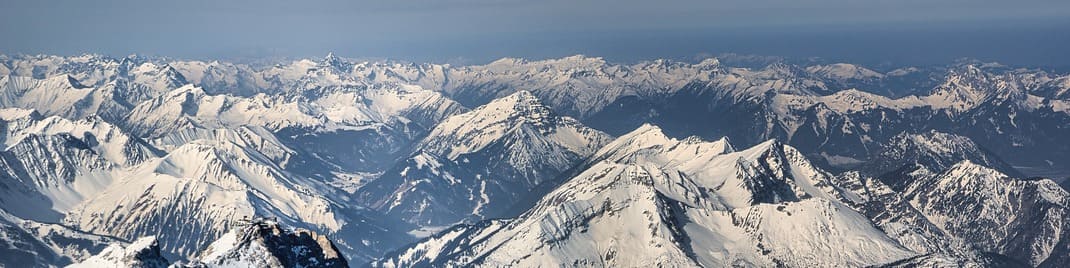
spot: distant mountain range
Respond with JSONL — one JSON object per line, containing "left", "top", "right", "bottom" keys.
{"left": 0, "top": 53, "right": 1067, "bottom": 267}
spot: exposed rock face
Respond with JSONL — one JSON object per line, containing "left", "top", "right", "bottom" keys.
{"left": 192, "top": 218, "right": 349, "bottom": 268}
{"left": 73, "top": 218, "right": 351, "bottom": 268}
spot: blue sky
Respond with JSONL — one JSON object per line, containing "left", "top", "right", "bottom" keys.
{"left": 2, "top": 0, "right": 1068, "bottom": 66}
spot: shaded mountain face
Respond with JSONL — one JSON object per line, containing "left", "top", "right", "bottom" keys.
{"left": 0, "top": 208, "right": 121, "bottom": 268}
{"left": 831, "top": 163, "right": 1070, "bottom": 267}
{"left": 0, "top": 110, "right": 150, "bottom": 222}
{"left": 902, "top": 162, "right": 1070, "bottom": 267}
{"left": 357, "top": 91, "right": 611, "bottom": 226}
{"left": 863, "top": 130, "right": 1022, "bottom": 190}
{"left": 829, "top": 127, "right": 1070, "bottom": 267}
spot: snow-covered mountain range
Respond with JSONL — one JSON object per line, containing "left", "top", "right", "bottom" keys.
{"left": 0, "top": 53, "right": 1068, "bottom": 267}
{"left": 67, "top": 218, "right": 349, "bottom": 268}
{"left": 376, "top": 125, "right": 917, "bottom": 267}
{"left": 356, "top": 90, "right": 610, "bottom": 226}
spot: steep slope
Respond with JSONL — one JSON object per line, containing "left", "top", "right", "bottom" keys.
{"left": 0, "top": 208, "right": 120, "bottom": 267}
{"left": 13, "top": 53, "right": 1064, "bottom": 174}
{"left": 0, "top": 75, "right": 133, "bottom": 122}
{"left": 357, "top": 91, "right": 611, "bottom": 225}
{"left": 828, "top": 170, "right": 1023, "bottom": 267}
{"left": 2, "top": 54, "right": 185, "bottom": 90}
{"left": 375, "top": 125, "right": 915, "bottom": 267}
{"left": 864, "top": 130, "right": 1022, "bottom": 189}
{"left": 169, "top": 59, "right": 272, "bottom": 96}
{"left": 829, "top": 130, "right": 1069, "bottom": 267}
{"left": 904, "top": 161, "right": 1070, "bottom": 267}
{"left": 0, "top": 131, "right": 117, "bottom": 221}
{"left": 0, "top": 111, "right": 160, "bottom": 221}
{"left": 2, "top": 53, "right": 1069, "bottom": 267}
{"left": 67, "top": 236, "right": 170, "bottom": 268}
{"left": 123, "top": 83, "right": 464, "bottom": 174}
{"left": 4, "top": 114, "right": 161, "bottom": 166}
{"left": 274, "top": 83, "right": 467, "bottom": 173}
{"left": 187, "top": 218, "right": 348, "bottom": 268}
{"left": 584, "top": 61, "right": 1070, "bottom": 177}
{"left": 62, "top": 139, "right": 407, "bottom": 264}
{"left": 6, "top": 53, "right": 1070, "bottom": 176}
{"left": 873, "top": 253, "right": 1029, "bottom": 268}
{"left": 0, "top": 53, "right": 192, "bottom": 119}
{"left": 121, "top": 85, "right": 325, "bottom": 138}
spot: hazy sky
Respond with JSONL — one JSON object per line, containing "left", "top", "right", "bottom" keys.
{"left": 2, "top": 0, "right": 1068, "bottom": 66}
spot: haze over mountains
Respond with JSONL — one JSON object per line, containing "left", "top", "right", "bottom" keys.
{"left": 1, "top": 53, "right": 1068, "bottom": 267}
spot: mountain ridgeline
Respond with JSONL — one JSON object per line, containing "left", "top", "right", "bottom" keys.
{"left": 0, "top": 53, "right": 1068, "bottom": 267}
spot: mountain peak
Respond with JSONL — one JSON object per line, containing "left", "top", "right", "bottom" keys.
{"left": 359, "top": 92, "right": 611, "bottom": 225}
{"left": 195, "top": 217, "right": 348, "bottom": 268}
{"left": 501, "top": 89, "right": 539, "bottom": 104}
{"left": 593, "top": 124, "right": 737, "bottom": 169}
{"left": 379, "top": 129, "right": 914, "bottom": 267}
{"left": 697, "top": 57, "right": 721, "bottom": 66}
{"left": 867, "top": 130, "right": 1021, "bottom": 178}
{"left": 634, "top": 122, "right": 663, "bottom": 133}
{"left": 322, "top": 52, "right": 339, "bottom": 65}
{"left": 464, "top": 90, "right": 553, "bottom": 125}
{"left": 421, "top": 89, "right": 607, "bottom": 160}
{"left": 69, "top": 236, "right": 169, "bottom": 268}
{"left": 317, "top": 52, "right": 354, "bottom": 73}
{"left": 863, "top": 130, "right": 1024, "bottom": 192}
{"left": 943, "top": 159, "right": 987, "bottom": 175}
{"left": 597, "top": 123, "right": 673, "bottom": 152}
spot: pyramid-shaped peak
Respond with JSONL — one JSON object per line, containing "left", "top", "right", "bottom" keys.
{"left": 321, "top": 52, "right": 351, "bottom": 70}
{"left": 625, "top": 123, "right": 667, "bottom": 138}
{"left": 598, "top": 124, "right": 672, "bottom": 151}
{"left": 696, "top": 57, "right": 721, "bottom": 68}
{"left": 479, "top": 90, "right": 550, "bottom": 115}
